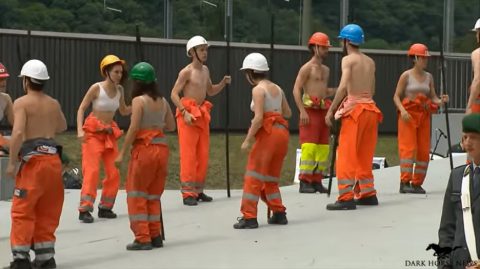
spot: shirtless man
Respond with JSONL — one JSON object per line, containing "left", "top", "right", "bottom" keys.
{"left": 6, "top": 59, "right": 67, "bottom": 268}
{"left": 171, "top": 35, "right": 231, "bottom": 206}
{"left": 467, "top": 18, "right": 480, "bottom": 114}
{"left": 325, "top": 24, "right": 383, "bottom": 210}
{"left": 0, "top": 62, "right": 14, "bottom": 151}
{"left": 293, "top": 32, "right": 336, "bottom": 194}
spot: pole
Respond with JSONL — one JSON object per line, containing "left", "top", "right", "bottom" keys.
{"left": 135, "top": 25, "right": 145, "bottom": 62}
{"left": 440, "top": 30, "right": 454, "bottom": 170}
{"left": 225, "top": 0, "right": 232, "bottom": 198}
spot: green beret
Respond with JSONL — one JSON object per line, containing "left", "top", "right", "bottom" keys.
{"left": 462, "top": 114, "right": 480, "bottom": 133}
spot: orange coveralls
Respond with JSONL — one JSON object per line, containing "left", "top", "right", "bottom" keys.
{"left": 398, "top": 94, "right": 438, "bottom": 186}
{"left": 334, "top": 95, "right": 383, "bottom": 201}
{"left": 176, "top": 97, "right": 212, "bottom": 199}
{"left": 127, "top": 130, "right": 168, "bottom": 243}
{"left": 240, "top": 112, "right": 289, "bottom": 219}
{"left": 10, "top": 139, "right": 64, "bottom": 263}
{"left": 79, "top": 113, "right": 122, "bottom": 212}
{"left": 299, "top": 98, "right": 331, "bottom": 184}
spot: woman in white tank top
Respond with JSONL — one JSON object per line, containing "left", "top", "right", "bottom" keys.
{"left": 76, "top": 55, "right": 131, "bottom": 223}
{"left": 393, "top": 44, "right": 449, "bottom": 195}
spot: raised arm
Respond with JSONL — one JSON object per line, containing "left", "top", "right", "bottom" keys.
{"left": 207, "top": 67, "right": 231, "bottom": 96}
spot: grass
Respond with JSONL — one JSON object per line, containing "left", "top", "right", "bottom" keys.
{"left": 57, "top": 132, "right": 399, "bottom": 190}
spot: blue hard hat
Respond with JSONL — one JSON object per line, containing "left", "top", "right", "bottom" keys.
{"left": 338, "top": 24, "right": 364, "bottom": 45}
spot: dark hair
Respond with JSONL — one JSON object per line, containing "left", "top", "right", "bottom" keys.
{"left": 308, "top": 45, "right": 316, "bottom": 56}
{"left": 247, "top": 70, "right": 267, "bottom": 80}
{"left": 26, "top": 77, "right": 45, "bottom": 91}
{"left": 132, "top": 81, "right": 162, "bottom": 100}
{"left": 104, "top": 63, "right": 128, "bottom": 85}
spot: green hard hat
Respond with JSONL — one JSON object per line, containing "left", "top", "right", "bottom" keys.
{"left": 130, "top": 62, "right": 157, "bottom": 83}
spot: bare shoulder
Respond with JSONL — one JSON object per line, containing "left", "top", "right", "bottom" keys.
{"left": 472, "top": 48, "right": 480, "bottom": 60}
{"left": 321, "top": 64, "right": 330, "bottom": 72}
{"left": 13, "top": 95, "right": 28, "bottom": 106}
{"left": 179, "top": 65, "right": 192, "bottom": 78}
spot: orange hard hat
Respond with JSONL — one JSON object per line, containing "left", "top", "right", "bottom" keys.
{"left": 407, "top": 43, "right": 430, "bottom": 57}
{"left": 308, "top": 32, "right": 331, "bottom": 47}
{"left": 99, "top": 55, "right": 126, "bottom": 77}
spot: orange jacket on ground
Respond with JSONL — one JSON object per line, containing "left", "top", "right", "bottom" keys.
{"left": 127, "top": 129, "right": 168, "bottom": 243}
{"left": 398, "top": 94, "right": 436, "bottom": 186}
{"left": 176, "top": 98, "right": 212, "bottom": 199}
{"left": 11, "top": 139, "right": 63, "bottom": 263}
{"left": 335, "top": 96, "right": 382, "bottom": 202}
{"left": 79, "top": 114, "right": 121, "bottom": 212}
{"left": 240, "top": 112, "right": 289, "bottom": 219}
{"left": 298, "top": 100, "right": 331, "bottom": 184}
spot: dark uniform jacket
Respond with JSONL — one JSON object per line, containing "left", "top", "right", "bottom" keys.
{"left": 438, "top": 164, "right": 480, "bottom": 269}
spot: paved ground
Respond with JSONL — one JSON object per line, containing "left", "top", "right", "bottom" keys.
{"left": 0, "top": 156, "right": 466, "bottom": 269}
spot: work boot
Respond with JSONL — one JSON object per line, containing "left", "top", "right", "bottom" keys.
{"left": 410, "top": 185, "right": 426, "bottom": 194}
{"left": 313, "top": 182, "right": 328, "bottom": 193}
{"left": 299, "top": 181, "right": 316, "bottom": 193}
{"left": 151, "top": 236, "right": 163, "bottom": 248}
{"left": 399, "top": 182, "right": 414, "bottom": 194}
{"left": 9, "top": 259, "right": 32, "bottom": 269}
{"left": 355, "top": 195, "right": 379, "bottom": 206}
{"left": 126, "top": 240, "right": 153, "bottom": 251}
{"left": 33, "top": 258, "right": 56, "bottom": 269}
{"left": 233, "top": 217, "right": 258, "bottom": 229}
{"left": 267, "top": 212, "right": 288, "bottom": 225}
{"left": 79, "top": 211, "right": 94, "bottom": 223}
{"left": 326, "top": 200, "right": 356, "bottom": 210}
{"left": 98, "top": 208, "right": 117, "bottom": 219}
{"left": 196, "top": 193, "right": 213, "bottom": 202}
{"left": 183, "top": 196, "right": 198, "bottom": 206}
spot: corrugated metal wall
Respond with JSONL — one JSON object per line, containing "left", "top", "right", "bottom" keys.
{"left": 0, "top": 29, "right": 471, "bottom": 133}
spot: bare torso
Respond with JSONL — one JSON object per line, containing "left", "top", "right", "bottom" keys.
{"left": 20, "top": 93, "right": 63, "bottom": 139}
{"left": 183, "top": 64, "right": 210, "bottom": 104}
{"left": 303, "top": 61, "right": 330, "bottom": 99}
{"left": 346, "top": 52, "right": 375, "bottom": 96}
{"left": 471, "top": 48, "right": 480, "bottom": 92}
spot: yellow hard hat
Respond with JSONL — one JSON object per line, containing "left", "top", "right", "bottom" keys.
{"left": 99, "top": 55, "right": 125, "bottom": 77}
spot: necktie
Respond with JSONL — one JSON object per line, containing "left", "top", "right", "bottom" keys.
{"left": 473, "top": 166, "right": 480, "bottom": 197}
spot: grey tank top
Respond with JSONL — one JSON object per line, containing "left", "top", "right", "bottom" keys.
{"left": 250, "top": 86, "right": 283, "bottom": 113}
{"left": 405, "top": 71, "right": 430, "bottom": 95}
{"left": 140, "top": 96, "right": 166, "bottom": 129}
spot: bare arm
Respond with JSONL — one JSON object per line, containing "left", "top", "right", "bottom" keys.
{"left": 2, "top": 93, "right": 14, "bottom": 126}
{"left": 77, "top": 84, "right": 98, "bottom": 135}
{"left": 118, "top": 97, "right": 143, "bottom": 158}
{"left": 429, "top": 73, "right": 443, "bottom": 105}
{"left": 163, "top": 98, "right": 176, "bottom": 132}
{"left": 55, "top": 100, "right": 67, "bottom": 133}
{"left": 329, "top": 57, "right": 351, "bottom": 113}
{"left": 118, "top": 85, "right": 132, "bottom": 116}
{"left": 7, "top": 100, "right": 26, "bottom": 168}
{"left": 292, "top": 65, "right": 308, "bottom": 113}
{"left": 207, "top": 69, "right": 230, "bottom": 96}
{"left": 393, "top": 72, "right": 408, "bottom": 113}
{"left": 467, "top": 53, "right": 480, "bottom": 114}
{"left": 170, "top": 69, "right": 189, "bottom": 111}
{"left": 281, "top": 91, "right": 292, "bottom": 119}
{"left": 324, "top": 67, "right": 337, "bottom": 96}
{"left": 245, "top": 87, "right": 265, "bottom": 142}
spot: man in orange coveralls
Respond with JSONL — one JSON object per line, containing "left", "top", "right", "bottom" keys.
{"left": 6, "top": 59, "right": 67, "bottom": 269}
{"left": 293, "top": 32, "right": 336, "bottom": 194}
{"left": 325, "top": 24, "right": 383, "bottom": 210}
{"left": 170, "top": 35, "right": 231, "bottom": 206}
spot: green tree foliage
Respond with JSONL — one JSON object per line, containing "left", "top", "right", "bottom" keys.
{"left": 0, "top": 0, "right": 479, "bottom": 52}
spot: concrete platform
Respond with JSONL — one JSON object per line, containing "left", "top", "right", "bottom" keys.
{"left": 0, "top": 156, "right": 467, "bottom": 269}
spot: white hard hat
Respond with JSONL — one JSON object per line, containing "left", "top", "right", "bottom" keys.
{"left": 19, "top": 59, "right": 50, "bottom": 81}
{"left": 472, "top": 18, "right": 480, "bottom": 31}
{"left": 186, "top": 35, "right": 209, "bottom": 57}
{"left": 240, "top": 53, "right": 269, "bottom": 72}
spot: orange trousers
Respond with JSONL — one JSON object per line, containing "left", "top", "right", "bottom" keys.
{"left": 11, "top": 155, "right": 64, "bottom": 262}
{"left": 79, "top": 114, "right": 122, "bottom": 212}
{"left": 176, "top": 98, "right": 212, "bottom": 199}
{"left": 336, "top": 103, "right": 382, "bottom": 201}
{"left": 472, "top": 95, "right": 480, "bottom": 113}
{"left": 398, "top": 96, "right": 436, "bottom": 186}
{"left": 127, "top": 131, "right": 168, "bottom": 243}
{"left": 240, "top": 113, "right": 288, "bottom": 219}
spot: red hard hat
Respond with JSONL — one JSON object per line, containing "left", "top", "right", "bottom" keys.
{"left": 407, "top": 43, "right": 430, "bottom": 57}
{"left": 0, "top": 63, "right": 9, "bottom": 78}
{"left": 308, "top": 32, "right": 331, "bottom": 47}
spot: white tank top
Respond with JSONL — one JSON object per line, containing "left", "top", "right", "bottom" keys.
{"left": 250, "top": 86, "right": 283, "bottom": 113}
{"left": 92, "top": 83, "right": 120, "bottom": 112}
{"left": 405, "top": 71, "right": 431, "bottom": 95}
